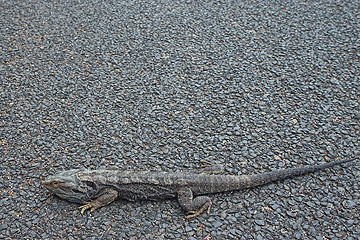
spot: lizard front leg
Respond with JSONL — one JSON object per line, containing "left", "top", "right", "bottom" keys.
{"left": 177, "top": 187, "right": 212, "bottom": 219}
{"left": 79, "top": 188, "right": 118, "bottom": 214}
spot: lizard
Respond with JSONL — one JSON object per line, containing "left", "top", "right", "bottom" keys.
{"left": 43, "top": 158, "right": 356, "bottom": 218}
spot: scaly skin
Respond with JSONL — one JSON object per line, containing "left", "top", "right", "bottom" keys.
{"left": 43, "top": 158, "right": 356, "bottom": 218}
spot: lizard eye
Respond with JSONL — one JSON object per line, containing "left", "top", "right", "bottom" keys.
{"left": 51, "top": 181, "right": 60, "bottom": 187}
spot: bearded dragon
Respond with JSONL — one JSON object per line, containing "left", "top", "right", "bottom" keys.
{"left": 43, "top": 158, "right": 356, "bottom": 218}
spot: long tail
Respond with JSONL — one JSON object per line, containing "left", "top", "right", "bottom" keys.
{"left": 245, "top": 158, "right": 357, "bottom": 188}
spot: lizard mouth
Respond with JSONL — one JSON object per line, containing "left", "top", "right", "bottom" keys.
{"left": 42, "top": 180, "right": 52, "bottom": 190}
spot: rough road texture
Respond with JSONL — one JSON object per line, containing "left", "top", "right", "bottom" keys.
{"left": 1, "top": 0, "right": 359, "bottom": 239}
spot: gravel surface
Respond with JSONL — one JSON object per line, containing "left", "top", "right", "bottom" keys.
{"left": 1, "top": 0, "right": 359, "bottom": 239}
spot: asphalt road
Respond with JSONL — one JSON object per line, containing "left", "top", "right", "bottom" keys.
{"left": 1, "top": 0, "right": 359, "bottom": 239}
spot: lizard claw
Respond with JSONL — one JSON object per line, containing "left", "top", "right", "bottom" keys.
{"left": 79, "top": 201, "right": 98, "bottom": 214}
{"left": 199, "top": 160, "right": 212, "bottom": 166}
{"left": 207, "top": 201, "right": 212, "bottom": 214}
{"left": 197, "top": 163, "right": 224, "bottom": 175}
{"left": 185, "top": 201, "right": 212, "bottom": 219}
{"left": 186, "top": 210, "right": 204, "bottom": 219}
{"left": 79, "top": 204, "right": 90, "bottom": 214}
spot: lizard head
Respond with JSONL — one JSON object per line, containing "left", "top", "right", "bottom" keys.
{"left": 43, "top": 169, "right": 92, "bottom": 203}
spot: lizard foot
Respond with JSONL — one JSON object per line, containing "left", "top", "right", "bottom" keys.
{"left": 185, "top": 201, "right": 212, "bottom": 219}
{"left": 79, "top": 201, "right": 100, "bottom": 214}
{"left": 178, "top": 187, "right": 213, "bottom": 218}
{"left": 197, "top": 161, "right": 224, "bottom": 175}
{"left": 78, "top": 188, "right": 118, "bottom": 214}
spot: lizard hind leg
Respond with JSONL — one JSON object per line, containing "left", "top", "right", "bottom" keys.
{"left": 197, "top": 161, "right": 225, "bottom": 175}
{"left": 177, "top": 187, "right": 212, "bottom": 219}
